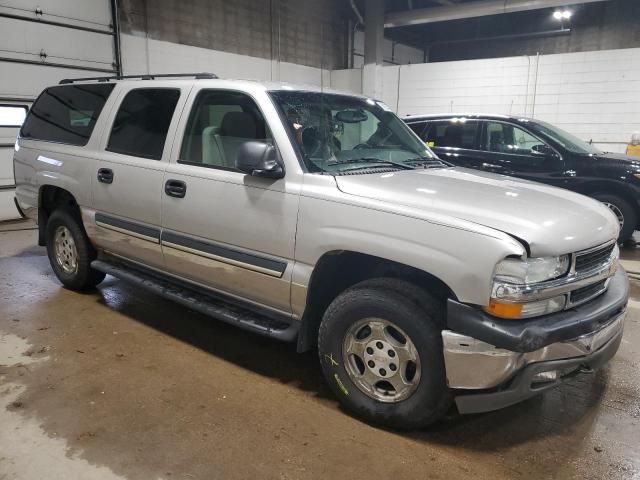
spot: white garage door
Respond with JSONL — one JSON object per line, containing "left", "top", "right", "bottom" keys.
{"left": 0, "top": 0, "right": 118, "bottom": 221}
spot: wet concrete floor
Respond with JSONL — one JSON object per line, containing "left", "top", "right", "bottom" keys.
{"left": 1, "top": 225, "right": 639, "bottom": 479}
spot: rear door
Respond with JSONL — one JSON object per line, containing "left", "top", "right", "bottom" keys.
{"left": 421, "top": 119, "right": 482, "bottom": 168}
{"left": 474, "top": 120, "right": 566, "bottom": 186}
{"left": 90, "top": 85, "right": 188, "bottom": 269}
{"left": 0, "top": 102, "right": 28, "bottom": 220}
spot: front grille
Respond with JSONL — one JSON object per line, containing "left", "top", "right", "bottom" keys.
{"left": 570, "top": 280, "right": 607, "bottom": 305}
{"left": 575, "top": 244, "right": 615, "bottom": 274}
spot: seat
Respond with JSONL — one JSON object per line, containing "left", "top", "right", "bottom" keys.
{"left": 220, "top": 111, "right": 258, "bottom": 168}
{"left": 201, "top": 126, "right": 226, "bottom": 167}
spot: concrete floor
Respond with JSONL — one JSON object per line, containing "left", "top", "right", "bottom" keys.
{"left": 1, "top": 224, "right": 639, "bottom": 480}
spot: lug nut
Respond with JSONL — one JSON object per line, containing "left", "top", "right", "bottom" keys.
{"left": 366, "top": 347, "right": 374, "bottom": 355}
{"left": 379, "top": 368, "right": 387, "bottom": 376}
{"left": 376, "top": 342, "right": 383, "bottom": 349}
{"left": 368, "top": 360, "right": 375, "bottom": 368}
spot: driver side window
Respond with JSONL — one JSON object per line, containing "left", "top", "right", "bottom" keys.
{"left": 179, "top": 90, "right": 272, "bottom": 171}
{"left": 483, "top": 121, "right": 544, "bottom": 155}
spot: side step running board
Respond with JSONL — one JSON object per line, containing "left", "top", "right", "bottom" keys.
{"left": 91, "top": 260, "right": 299, "bottom": 341}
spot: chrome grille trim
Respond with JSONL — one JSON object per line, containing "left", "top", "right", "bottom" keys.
{"left": 574, "top": 242, "right": 616, "bottom": 275}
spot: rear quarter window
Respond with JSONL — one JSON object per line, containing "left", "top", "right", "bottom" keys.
{"left": 425, "top": 120, "right": 479, "bottom": 149}
{"left": 20, "top": 84, "right": 115, "bottom": 146}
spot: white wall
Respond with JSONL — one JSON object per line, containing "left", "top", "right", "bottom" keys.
{"left": 332, "top": 47, "right": 640, "bottom": 153}
{"left": 121, "top": 34, "right": 330, "bottom": 87}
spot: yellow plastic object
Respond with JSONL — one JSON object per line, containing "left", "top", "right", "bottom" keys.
{"left": 484, "top": 300, "right": 523, "bottom": 319}
{"left": 627, "top": 144, "right": 640, "bottom": 158}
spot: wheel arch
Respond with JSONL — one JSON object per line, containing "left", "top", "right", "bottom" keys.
{"left": 296, "top": 250, "right": 456, "bottom": 353}
{"left": 37, "top": 185, "right": 82, "bottom": 246}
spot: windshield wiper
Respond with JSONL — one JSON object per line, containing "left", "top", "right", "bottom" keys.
{"left": 403, "top": 157, "right": 451, "bottom": 168}
{"left": 326, "top": 158, "right": 415, "bottom": 170}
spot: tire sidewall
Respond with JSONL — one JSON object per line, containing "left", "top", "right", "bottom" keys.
{"left": 318, "top": 287, "right": 449, "bottom": 429}
{"left": 45, "top": 209, "right": 97, "bottom": 289}
{"left": 594, "top": 194, "right": 636, "bottom": 242}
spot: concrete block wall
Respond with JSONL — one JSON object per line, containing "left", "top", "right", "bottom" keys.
{"left": 331, "top": 48, "right": 640, "bottom": 153}
{"left": 119, "top": 0, "right": 349, "bottom": 70}
{"left": 352, "top": 30, "right": 424, "bottom": 68}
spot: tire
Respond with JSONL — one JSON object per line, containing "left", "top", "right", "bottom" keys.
{"left": 592, "top": 193, "right": 636, "bottom": 243}
{"left": 45, "top": 209, "right": 106, "bottom": 290}
{"left": 318, "top": 278, "right": 452, "bottom": 430}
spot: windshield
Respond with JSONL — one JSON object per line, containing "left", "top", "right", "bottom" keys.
{"left": 269, "top": 90, "right": 442, "bottom": 174}
{"left": 527, "top": 120, "right": 602, "bottom": 155}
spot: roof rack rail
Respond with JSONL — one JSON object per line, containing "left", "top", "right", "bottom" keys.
{"left": 59, "top": 72, "right": 217, "bottom": 84}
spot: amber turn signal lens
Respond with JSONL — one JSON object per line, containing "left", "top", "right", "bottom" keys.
{"left": 484, "top": 300, "right": 523, "bottom": 319}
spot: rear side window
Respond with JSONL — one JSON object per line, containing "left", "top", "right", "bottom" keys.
{"left": 107, "top": 88, "right": 180, "bottom": 160}
{"left": 20, "top": 84, "right": 115, "bottom": 145}
{"left": 424, "top": 120, "right": 479, "bottom": 149}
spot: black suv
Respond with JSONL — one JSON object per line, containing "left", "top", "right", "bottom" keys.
{"left": 404, "top": 114, "right": 640, "bottom": 242}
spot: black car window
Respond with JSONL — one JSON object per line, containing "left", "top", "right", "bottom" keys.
{"left": 107, "top": 88, "right": 180, "bottom": 160}
{"left": 424, "top": 120, "right": 479, "bottom": 149}
{"left": 406, "top": 121, "right": 427, "bottom": 138}
{"left": 20, "top": 84, "right": 115, "bottom": 146}
{"left": 482, "top": 121, "right": 546, "bottom": 155}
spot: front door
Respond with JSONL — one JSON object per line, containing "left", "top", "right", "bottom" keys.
{"left": 91, "top": 86, "right": 186, "bottom": 269}
{"left": 474, "top": 120, "right": 566, "bottom": 187}
{"left": 160, "top": 88, "right": 298, "bottom": 315}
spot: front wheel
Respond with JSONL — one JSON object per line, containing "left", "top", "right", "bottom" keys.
{"left": 45, "top": 209, "right": 106, "bottom": 290}
{"left": 592, "top": 193, "right": 636, "bottom": 243}
{"left": 318, "top": 279, "right": 451, "bottom": 429}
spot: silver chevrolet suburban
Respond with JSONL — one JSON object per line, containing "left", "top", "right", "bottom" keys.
{"left": 13, "top": 73, "right": 628, "bottom": 429}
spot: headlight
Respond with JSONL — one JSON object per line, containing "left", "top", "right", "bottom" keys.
{"left": 494, "top": 255, "right": 570, "bottom": 284}
{"left": 486, "top": 255, "right": 570, "bottom": 320}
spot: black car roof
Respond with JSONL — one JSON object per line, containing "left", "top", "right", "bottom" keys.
{"left": 403, "top": 113, "right": 540, "bottom": 125}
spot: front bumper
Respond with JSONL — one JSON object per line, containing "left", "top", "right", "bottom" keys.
{"left": 443, "top": 267, "right": 629, "bottom": 414}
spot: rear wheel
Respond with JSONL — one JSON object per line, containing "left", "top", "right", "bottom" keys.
{"left": 318, "top": 278, "right": 451, "bottom": 429}
{"left": 593, "top": 193, "right": 636, "bottom": 243}
{"left": 46, "top": 209, "right": 105, "bottom": 290}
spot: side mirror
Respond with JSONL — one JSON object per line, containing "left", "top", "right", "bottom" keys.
{"left": 531, "top": 144, "right": 558, "bottom": 158}
{"left": 236, "top": 141, "right": 284, "bottom": 179}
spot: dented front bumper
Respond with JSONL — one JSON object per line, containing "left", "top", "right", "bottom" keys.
{"left": 442, "top": 267, "right": 629, "bottom": 414}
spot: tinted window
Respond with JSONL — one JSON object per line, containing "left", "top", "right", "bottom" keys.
{"left": 482, "top": 121, "right": 545, "bottom": 155}
{"left": 179, "top": 90, "right": 271, "bottom": 170}
{"left": 407, "top": 121, "right": 426, "bottom": 138}
{"left": 107, "top": 88, "right": 180, "bottom": 160}
{"left": 20, "top": 84, "right": 115, "bottom": 145}
{"left": 424, "top": 120, "right": 479, "bottom": 149}
{"left": 0, "top": 105, "right": 28, "bottom": 127}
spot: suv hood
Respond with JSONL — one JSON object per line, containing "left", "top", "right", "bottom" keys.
{"left": 335, "top": 168, "right": 618, "bottom": 256}
{"left": 594, "top": 152, "right": 640, "bottom": 169}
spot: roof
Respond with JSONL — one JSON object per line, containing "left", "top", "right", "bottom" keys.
{"left": 57, "top": 72, "right": 363, "bottom": 97}
{"left": 403, "top": 113, "right": 539, "bottom": 123}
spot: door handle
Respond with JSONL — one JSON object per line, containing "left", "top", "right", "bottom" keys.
{"left": 482, "top": 162, "right": 503, "bottom": 170}
{"left": 97, "top": 168, "right": 114, "bottom": 184}
{"left": 164, "top": 179, "right": 187, "bottom": 198}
